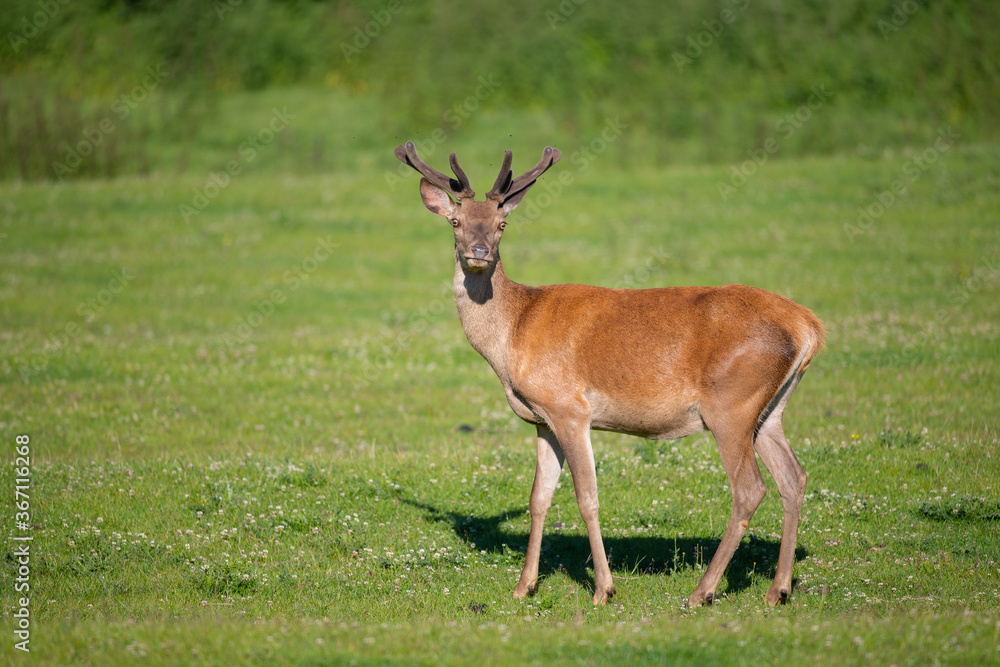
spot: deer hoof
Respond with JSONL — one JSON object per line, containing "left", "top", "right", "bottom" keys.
{"left": 513, "top": 583, "right": 535, "bottom": 599}
{"left": 593, "top": 586, "right": 615, "bottom": 605}
{"left": 686, "top": 590, "right": 714, "bottom": 608}
{"left": 765, "top": 587, "right": 789, "bottom": 607}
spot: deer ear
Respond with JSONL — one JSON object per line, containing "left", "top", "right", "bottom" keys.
{"left": 420, "top": 178, "right": 457, "bottom": 218}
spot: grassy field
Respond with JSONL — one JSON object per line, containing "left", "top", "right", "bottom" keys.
{"left": 1, "top": 134, "right": 999, "bottom": 663}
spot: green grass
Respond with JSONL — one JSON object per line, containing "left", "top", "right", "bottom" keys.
{"left": 1, "top": 138, "right": 999, "bottom": 664}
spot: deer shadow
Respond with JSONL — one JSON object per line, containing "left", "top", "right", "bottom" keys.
{"left": 403, "top": 498, "right": 807, "bottom": 599}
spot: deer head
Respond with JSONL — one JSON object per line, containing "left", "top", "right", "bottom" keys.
{"left": 394, "top": 142, "right": 561, "bottom": 271}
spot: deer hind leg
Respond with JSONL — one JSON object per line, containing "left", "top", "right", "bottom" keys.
{"left": 514, "top": 424, "right": 565, "bottom": 599}
{"left": 752, "top": 377, "right": 807, "bottom": 606}
{"left": 688, "top": 419, "right": 766, "bottom": 607}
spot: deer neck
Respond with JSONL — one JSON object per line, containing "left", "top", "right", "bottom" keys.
{"left": 453, "top": 252, "right": 525, "bottom": 377}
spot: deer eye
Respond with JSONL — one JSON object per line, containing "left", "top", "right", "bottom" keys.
{"left": 498, "top": 221, "right": 507, "bottom": 230}
{"left": 448, "top": 218, "right": 459, "bottom": 227}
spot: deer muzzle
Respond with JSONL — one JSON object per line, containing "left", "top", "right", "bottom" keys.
{"left": 462, "top": 244, "right": 492, "bottom": 270}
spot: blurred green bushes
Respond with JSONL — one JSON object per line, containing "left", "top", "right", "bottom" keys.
{"left": 2, "top": 0, "right": 998, "bottom": 179}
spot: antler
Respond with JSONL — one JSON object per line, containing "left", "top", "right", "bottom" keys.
{"left": 394, "top": 141, "right": 475, "bottom": 200}
{"left": 486, "top": 146, "right": 562, "bottom": 204}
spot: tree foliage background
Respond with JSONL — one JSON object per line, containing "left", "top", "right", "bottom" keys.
{"left": 2, "top": 0, "right": 998, "bottom": 178}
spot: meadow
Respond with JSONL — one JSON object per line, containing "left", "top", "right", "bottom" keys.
{"left": 1, "top": 85, "right": 999, "bottom": 662}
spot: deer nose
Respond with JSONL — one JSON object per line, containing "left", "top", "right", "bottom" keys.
{"left": 470, "top": 244, "right": 489, "bottom": 259}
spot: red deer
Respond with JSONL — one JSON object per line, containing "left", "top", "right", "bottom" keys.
{"left": 394, "top": 141, "right": 824, "bottom": 606}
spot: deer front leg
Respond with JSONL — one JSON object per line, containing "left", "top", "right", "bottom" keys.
{"left": 554, "top": 421, "right": 615, "bottom": 605}
{"left": 514, "top": 424, "right": 565, "bottom": 599}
